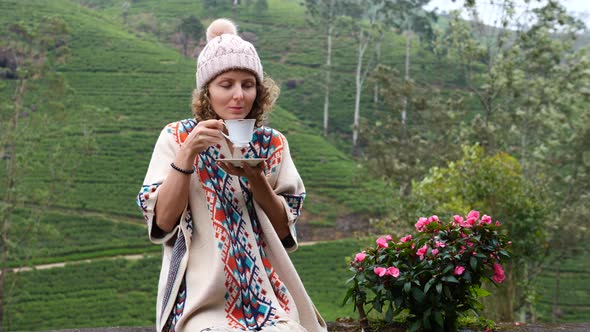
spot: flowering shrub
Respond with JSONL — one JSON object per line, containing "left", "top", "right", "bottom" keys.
{"left": 344, "top": 211, "right": 511, "bottom": 332}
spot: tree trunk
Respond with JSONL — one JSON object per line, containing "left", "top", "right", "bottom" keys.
{"left": 401, "top": 30, "right": 411, "bottom": 137}
{"left": 353, "top": 29, "right": 368, "bottom": 150}
{"left": 373, "top": 41, "right": 381, "bottom": 104}
{"left": 355, "top": 287, "right": 370, "bottom": 331}
{"left": 323, "top": 0, "right": 334, "bottom": 137}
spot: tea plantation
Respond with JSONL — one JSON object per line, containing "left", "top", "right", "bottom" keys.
{"left": 1, "top": 0, "right": 588, "bottom": 330}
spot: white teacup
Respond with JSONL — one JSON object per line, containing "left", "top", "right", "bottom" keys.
{"left": 221, "top": 119, "right": 256, "bottom": 148}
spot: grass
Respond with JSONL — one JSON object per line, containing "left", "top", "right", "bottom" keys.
{"left": 4, "top": 209, "right": 156, "bottom": 267}
{"left": 4, "top": 239, "right": 589, "bottom": 331}
{"left": 1, "top": 0, "right": 392, "bottom": 221}
{"left": 533, "top": 254, "right": 590, "bottom": 322}
{"left": 3, "top": 257, "right": 161, "bottom": 331}
{"left": 1, "top": 0, "right": 589, "bottom": 330}
{"left": 3, "top": 239, "right": 372, "bottom": 331}
{"left": 290, "top": 238, "right": 373, "bottom": 321}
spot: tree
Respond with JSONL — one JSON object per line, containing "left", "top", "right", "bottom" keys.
{"left": 362, "top": 64, "right": 462, "bottom": 200}
{"left": 425, "top": 0, "right": 590, "bottom": 321}
{"left": 175, "top": 15, "right": 205, "bottom": 57}
{"left": 346, "top": 0, "right": 382, "bottom": 151}
{"left": 346, "top": 0, "right": 434, "bottom": 152}
{"left": 411, "top": 144, "right": 551, "bottom": 322}
{"left": 303, "top": 0, "right": 349, "bottom": 137}
{"left": 397, "top": 3, "right": 436, "bottom": 134}
{"left": 121, "top": 1, "right": 131, "bottom": 25}
{"left": 0, "top": 16, "right": 94, "bottom": 331}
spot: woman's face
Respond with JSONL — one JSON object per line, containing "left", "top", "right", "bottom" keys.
{"left": 208, "top": 70, "right": 257, "bottom": 120}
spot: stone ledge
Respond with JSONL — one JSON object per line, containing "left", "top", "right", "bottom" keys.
{"left": 41, "top": 322, "right": 590, "bottom": 332}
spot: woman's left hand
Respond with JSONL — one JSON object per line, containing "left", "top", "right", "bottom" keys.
{"left": 216, "top": 161, "right": 266, "bottom": 183}
{"left": 217, "top": 160, "right": 290, "bottom": 238}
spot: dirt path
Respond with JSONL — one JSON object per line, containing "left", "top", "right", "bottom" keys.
{"left": 2, "top": 254, "right": 147, "bottom": 275}
{"left": 4, "top": 241, "right": 324, "bottom": 275}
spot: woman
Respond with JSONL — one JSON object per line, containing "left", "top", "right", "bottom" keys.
{"left": 137, "top": 18, "right": 327, "bottom": 332}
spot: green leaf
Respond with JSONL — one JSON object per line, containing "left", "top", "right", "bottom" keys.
{"left": 442, "top": 264, "right": 453, "bottom": 274}
{"left": 411, "top": 287, "right": 425, "bottom": 303}
{"left": 409, "top": 320, "right": 421, "bottom": 332}
{"left": 385, "top": 303, "right": 394, "bottom": 322}
{"left": 345, "top": 275, "right": 356, "bottom": 284}
{"left": 342, "top": 287, "right": 355, "bottom": 306}
{"left": 470, "top": 256, "right": 478, "bottom": 270}
{"left": 463, "top": 270, "right": 472, "bottom": 282}
{"left": 472, "top": 286, "right": 491, "bottom": 298}
{"left": 373, "top": 297, "right": 383, "bottom": 312}
{"left": 404, "top": 281, "right": 412, "bottom": 294}
{"left": 436, "top": 283, "right": 443, "bottom": 294}
{"left": 444, "top": 285, "right": 453, "bottom": 299}
{"left": 424, "top": 278, "right": 437, "bottom": 293}
{"left": 442, "top": 275, "right": 459, "bottom": 283}
{"left": 422, "top": 311, "right": 432, "bottom": 330}
{"left": 434, "top": 310, "right": 444, "bottom": 327}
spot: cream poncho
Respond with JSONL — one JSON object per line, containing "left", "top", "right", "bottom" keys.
{"left": 137, "top": 119, "right": 327, "bottom": 332}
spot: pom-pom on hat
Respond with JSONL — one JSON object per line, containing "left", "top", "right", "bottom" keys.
{"left": 196, "top": 18, "right": 263, "bottom": 90}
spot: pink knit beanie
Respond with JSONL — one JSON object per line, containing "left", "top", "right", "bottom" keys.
{"left": 196, "top": 18, "right": 263, "bottom": 90}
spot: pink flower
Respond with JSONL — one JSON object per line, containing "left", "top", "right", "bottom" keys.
{"left": 355, "top": 252, "right": 366, "bottom": 262}
{"left": 467, "top": 210, "right": 480, "bottom": 220}
{"left": 415, "top": 217, "right": 429, "bottom": 232}
{"left": 495, "top": 221, "right": 502, "bottom": 226}
{"left": 376, "top": 237, "right": 389, "bottom": 248}
{"left": 428, "top": 215, "right": 439, "bottom": 223}
{"left": 462, "top": 217, "right": 477, "bottom": 227}
{"left": 480, "top": 214, "right": 492, "bottom": 225}
{"left": 454, "top": 266, "right": 465, "bottom": 275}
{"left": 431, "top": 249, "right": 439, "bottom": 255}
{"left": 435, "top": 241, "right": 446, "bottom": 248}
{"left": 374, "top": 267, "right": 387, "bottom": 277}
{"left": 385, "top": 234, "right": 393, "bottom": 241}
{"left": 386, "top": 266, "right": 400, "bottom": 277}
{"left": 400, "top": 235, "right": 412, "bottom": 243}
{"left": 460, "top": 232, "right": 467, "bottom": 238}
{"left": 453, "top": 215, "right": 464, "bottom": 224}
{"left": 492, "top": 263, "right": 505, "bottom": 283}
{"left": 417, "top": 245, "right": 428, "bottom": 260}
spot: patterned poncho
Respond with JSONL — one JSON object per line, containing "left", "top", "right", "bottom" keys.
{"left": 137, "top": 119, "right": 327, "bottom": 332}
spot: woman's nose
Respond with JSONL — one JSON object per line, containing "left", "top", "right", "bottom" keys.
{"left": 233, "top": 87, "right": 244, "bottom": 100}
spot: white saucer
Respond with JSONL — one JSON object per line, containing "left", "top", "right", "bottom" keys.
{"left": 217, "top": 158, "right": 266, "bottom": 167}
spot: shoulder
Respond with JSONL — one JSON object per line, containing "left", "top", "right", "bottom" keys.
{"left": 162, "top": 119, "right": 197, "bottom": 145}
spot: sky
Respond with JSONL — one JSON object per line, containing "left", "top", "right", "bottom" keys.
{"left": 424, "top": 0, "right": 590, "bottom": 29}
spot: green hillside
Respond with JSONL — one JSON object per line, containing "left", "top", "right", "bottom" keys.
{"left": 2, "top": 0, "right": 589, "bottom": 330}
{"left": 0, "top": 0, "right": 392, "bottom": 247}
{"left": 3, "top": 239, "right": 370, "bottom": 331}
{"left": 4, "top": 239, "right": 589, "bottom": 331}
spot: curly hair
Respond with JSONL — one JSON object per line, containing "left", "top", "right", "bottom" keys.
{"left": 191, "top": 73, "right": 280, "bottom": 127}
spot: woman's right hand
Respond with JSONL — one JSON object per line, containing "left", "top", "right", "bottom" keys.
{"left": 179, "top": 119, "right": 225, "bottom": 159}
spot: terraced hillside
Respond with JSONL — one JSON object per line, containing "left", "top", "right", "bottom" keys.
{"left": 0, "top": 0, "right": 395, "bottom": 255}
{"left": 2, "top": 1, "right": 588, "bottom": 331}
